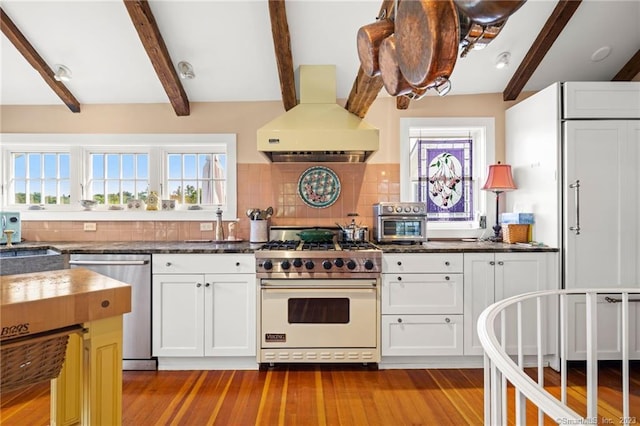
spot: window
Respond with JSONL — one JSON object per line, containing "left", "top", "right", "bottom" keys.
{"left": 10, "top": 151, "right": 71, "bottom": 205}
{"left": 400, "top": 118, "right": 495, "bottom": 237}
{"left": 1, "top": 134, "right": 237, "bottom": 220}
{"left": 166, "top": 153, "right": 227, "bottom": 205}
{"left": 88, "top": 152, "right": 149, "bottom": 204}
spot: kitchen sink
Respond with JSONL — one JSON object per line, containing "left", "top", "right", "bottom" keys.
{"left": 0, "top": 248, "right": 65, "bottom": 275}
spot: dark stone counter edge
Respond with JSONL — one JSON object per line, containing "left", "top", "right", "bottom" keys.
{"left": 1, "top": 241, "right": 558, "bottom": 254}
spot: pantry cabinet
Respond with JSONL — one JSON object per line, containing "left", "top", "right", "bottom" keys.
{"left": 463, "top": 252, "right": 558, "bottom": 356}
{"left": 381, "top": 253, "right": 464, "bottom": 356}
{"left": 152, "top": 254, "right": 256, "bottom": 358}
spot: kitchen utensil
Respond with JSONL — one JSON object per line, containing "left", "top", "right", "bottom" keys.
{"left": 265, "top": 206, "right": 273, "bottom": 218}
{"left": 454, "top": 0, "right": 525, "bottom": 25}
{"left": 80, "top": 200, "right": 97, "bottom": 210}
{"left": 296, "top": 229, "right": 335, "bottom": 242}
{"left": 357, "top": 18, "right": 395, "bottom": 77}
{"left": 395, "top": 0, "right": 459, "bottom": 89}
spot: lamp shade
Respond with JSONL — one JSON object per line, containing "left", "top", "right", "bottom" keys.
{"left": 482, "top": 162, "right": 517, "bottom": 192}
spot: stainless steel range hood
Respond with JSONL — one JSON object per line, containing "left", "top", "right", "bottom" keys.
{"left": 257, "top": 65, "right": 379, "bottom": 163}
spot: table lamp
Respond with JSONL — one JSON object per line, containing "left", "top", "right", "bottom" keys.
{"left": 482, "top": 162, "right": 517, "bottom": 242}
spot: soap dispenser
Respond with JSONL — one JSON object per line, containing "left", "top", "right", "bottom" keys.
{"left": 215, "top": 207, "right": 224, "bottom": 241}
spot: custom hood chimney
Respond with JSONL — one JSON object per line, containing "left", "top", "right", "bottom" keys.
{"left": 257, "top": 65, "right": 379, "bottom": 163}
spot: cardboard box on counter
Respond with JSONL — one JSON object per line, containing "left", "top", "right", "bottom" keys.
{"left": 500, "top": 213, "right": 534, "bottom": 224}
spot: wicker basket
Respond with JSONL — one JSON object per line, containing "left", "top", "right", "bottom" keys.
{"left": 1, "top": 325, "right": 81, "bottom": 393}
{"left": 502, "top": 224, "right": 530, "bottom": 244}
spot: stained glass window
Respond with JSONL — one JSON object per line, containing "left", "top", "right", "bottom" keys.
{"left": 417, "top": 139, "right": 473, "bottom": 221}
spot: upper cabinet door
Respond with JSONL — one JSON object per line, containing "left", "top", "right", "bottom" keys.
{"left": 564, "top": 121, "right": 638, "bottom": 290}
{"left": 563, "top": 82, "right": 640, "bottom": 119}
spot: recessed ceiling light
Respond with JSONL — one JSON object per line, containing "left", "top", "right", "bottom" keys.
{"left": 591, "top": 46, "right": 612, "bottom": 62}
{"left": 53, "top": 64, "right": 72, "bottom": 82}
{"left": 495, "top": 52, "right": 510, "bottom": 69}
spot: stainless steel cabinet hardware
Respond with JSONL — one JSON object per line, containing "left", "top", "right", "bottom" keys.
{"left": 569, "top": 180, "right": 581, "bottom": 235}
{"left": 489, "top": 261, "right": 495, "bottom": 265}
{"left": 69, "top": 260, "right": 149, "bottom": 266}
{"left": 498, "top": 261, "right": 504, "bottom": 265}
{"left": 445, "top": 318, "right": 451, "bottom": 323}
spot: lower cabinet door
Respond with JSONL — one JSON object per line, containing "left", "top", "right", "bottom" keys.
{"left": 152, "top": 274, "right": 204, "bottom": 357}
{"left": 381, "top": 315, "right": 463, "bottom": 356}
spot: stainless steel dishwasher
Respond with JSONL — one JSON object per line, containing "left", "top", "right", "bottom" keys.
{"left": 69, "top": 253, "right": 156, "bottom": 370}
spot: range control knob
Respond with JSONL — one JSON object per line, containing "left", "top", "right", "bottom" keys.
{"left": 364, "top": 259, "right": 375, "bottom": 270}
{"left": 281, "top": 260, "right": 291, "bottom": 270}
{"left": 413, "top": 206, "right": 420, "bottom": 213}
{"left": 293, "top": 258, "right": 303, "bottom": 268}
{"left": 322, "top": 260, "right": 332, "bottom": 270}
{"left": 334, "top": 258, "right": 344, "bottom": 267}
{"left": 404, "top": 206, "right": 411, "bottom": 212}
{"left": 305, "top": 260, "right": 315, "bottom": 270}
{"left": 395, "top": 206, "right": 402, "bottom": 212}
{"left": 263, "top": 260, "right": 273, "bottom": 270}
{"left": 346, "top": 260, "right": 357, "bottom": 270}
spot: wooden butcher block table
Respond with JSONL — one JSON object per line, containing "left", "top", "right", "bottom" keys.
{"left": 1, "top": 268, "right": 131, "bottom": 425}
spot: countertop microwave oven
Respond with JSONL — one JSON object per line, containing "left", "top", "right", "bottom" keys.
{"left": 373, "top": 202, "right": 427, "bottom": 243}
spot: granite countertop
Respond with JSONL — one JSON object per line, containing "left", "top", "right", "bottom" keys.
{"left": 1, "top": 240, "right": 558, "bottom": 254}
{"left": 377, "top": 240, "right": 558, "bottom": 253}
{"left": 0, "top": 240, "right": 259, "bottom": 254}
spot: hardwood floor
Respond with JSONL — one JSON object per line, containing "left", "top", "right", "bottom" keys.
{"left": 1, "top": 363, "right": 638, "bottom": 425}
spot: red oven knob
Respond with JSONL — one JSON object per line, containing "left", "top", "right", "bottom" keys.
{"left": 263, "top": 260, "right": 273, "bottom": 270}
{"left": 322, "top": 260, "right": 332, "bottom": 270}
{"left": 293, "top": 258, "right": 303, "bottom": 268}
{"left": 281, "top": 260, "right": 291, "bottom": 270}
{"left": 334, "top": 258, "right": 344, "bottom": 267}
{"left": 346, "top": 260, "right": 357, "bottom": 270}
{"left": 305, "top": 260, "right": 315, "bottom": 270}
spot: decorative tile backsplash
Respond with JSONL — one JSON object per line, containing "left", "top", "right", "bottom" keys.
{"left": 22, "top": 163, "right": 400, "bottom": 242}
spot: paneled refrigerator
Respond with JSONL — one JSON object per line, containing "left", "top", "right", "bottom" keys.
{"left": 505, "top": 81, "right": 640, "bottom": 360}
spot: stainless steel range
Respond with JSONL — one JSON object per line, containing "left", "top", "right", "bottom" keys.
{"left": 256, "top": 226, "right": 381, "bottom": 367}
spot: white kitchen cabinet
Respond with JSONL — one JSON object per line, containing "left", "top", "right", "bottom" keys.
{"left": 381, "top": 314, "right": 463, "bottom": 356}
{"left": 463, "top": 252, "right": 559, "bottom": 356}
{"left": 506, "top": 81, "right": 640, "bottom": 361}
{"left": 152, "top": 254, "right": 256, "bottom": 358}
{"left": 381, "top": 253, "right": 464, "bottom": 356}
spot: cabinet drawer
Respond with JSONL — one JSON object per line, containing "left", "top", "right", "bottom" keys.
{"left": 153, "top": 254, "right": 255, "bottom": 274}
{"left": 382, "top": 274, "right": 463, "bottom": 314}
{"left": 382, "top": 253, "right": 463, "bottom": 273}
{"left": 381, "top": 315, "right": 463, "bottom": 356}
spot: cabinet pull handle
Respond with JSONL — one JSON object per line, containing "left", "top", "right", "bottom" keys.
{"left": 445, "top": 276, "right": 450, "bottom": 281}
{"left": 397, "top": 276, "right": 402, "bottom": 281}
{"left": 445, "top": 317, "right": 451, "bottom": 323}
{"left": 205, "top": 283, "right": 211, "bottom": 287}
{"left": 196, "top": 283, "right": 202, "bottom": 288}
{"left": 497, "top": 261, "right": 504, "bottom": 266}
{"left": 166, "top": 262, "right": 172, "bottom": 267}
{"left": 489, "top": 261, "right": 495, "bottom": 266}
{"left": 569, "top": 180, "right": 581, "bottom": 235}
{"left": 444, "top": 261, "right": 450, "bottom": 266}
{"left": 236, "top": 262, "right": 240, "bottom": 266}
{"left": 397, "top": 318, "right": 403, "bottom": 323}
{"left": 397, "top": 261, "right": 402, "bottom": 266}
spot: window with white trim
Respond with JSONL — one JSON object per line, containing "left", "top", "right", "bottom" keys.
{"left": 9, "top": 151, "right": 71, "bottom": 205}
{"left": 1, "top": 134, "right": 237, "bottom": 220}
{"left": 400, "top": 118, "right": 495, "bottom": 237}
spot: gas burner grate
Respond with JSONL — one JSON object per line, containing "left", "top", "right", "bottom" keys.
{"left": 339, "top": 241, "right": 379, "bottom": 251}
{"left": 260, "top": 240, "right": 299, "bottom": 251}
{"left": 301, "top": 241, "right": 336, "bottom": 251}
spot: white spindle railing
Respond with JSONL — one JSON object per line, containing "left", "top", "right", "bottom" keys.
{"left": 478, "top": 288, "right": 639, "bottom": 425}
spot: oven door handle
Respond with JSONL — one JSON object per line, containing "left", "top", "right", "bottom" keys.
{"left": 261, "top": 284, "right": 377, "bottom": 289}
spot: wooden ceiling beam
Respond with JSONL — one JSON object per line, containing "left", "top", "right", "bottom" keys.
{"left": 503, "top": 0, "right": 582, "bottom": 101}
{"left": 0, "top": 7, "right": 81, "bottom": 113}
{"left": 345, "top": 0, "right": 396, "bottom": 118}
{"left": 123, "top": 0, "right": 189, "bottom": 116}
{"left": 268, "top": 0, "right": 297, "bottom": 111}
{"left": 612, "top": 49, "right": 640, "bottom": 81}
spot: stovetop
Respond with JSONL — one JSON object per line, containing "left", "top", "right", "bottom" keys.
{"left": 255, "top": 228, "right": 381, "bottom": 276}
{"left": 258, "top": 240, "right": 379, "bottom": 252}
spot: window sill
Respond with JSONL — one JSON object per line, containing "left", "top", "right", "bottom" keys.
{"left": 20, "top": 209, "right": 238, "bottom": 222}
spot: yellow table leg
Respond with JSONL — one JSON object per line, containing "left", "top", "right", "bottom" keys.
{"left": 50, "top": 315, "right": 123, "bottom": 426}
